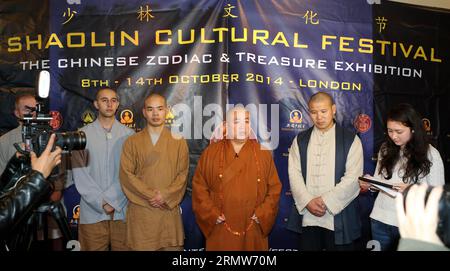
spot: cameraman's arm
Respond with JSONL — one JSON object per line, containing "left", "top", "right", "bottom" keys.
{"left": 71, "top": 149, "right": 105, "bottom": 213}
{"left": 0, "top": 171, "right": 51, "bottom": 237}
{"left": 29, "top": 134, "right": 62, "bottom": 178}
{"left": 0, "top": 155, "right": 25, "bottom": 192}
{"left": 0, "top": 134, "right": 61, "bottom": 237}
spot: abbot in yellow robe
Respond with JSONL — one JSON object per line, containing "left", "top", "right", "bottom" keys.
{"left": 192, "top": 139, "right": 282, "bottom": 251}
{"left": 119, "top": 128, "right": 189, "bottom": 250}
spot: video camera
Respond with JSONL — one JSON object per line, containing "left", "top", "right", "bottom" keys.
{"left": 1, "top": 71, "right": 85, "bottom": 250}
{"left": 16, "top": 71, "right": 86, "bottom": 156}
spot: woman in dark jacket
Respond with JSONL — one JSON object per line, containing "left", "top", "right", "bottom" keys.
{"left": 0, "top": 134, "right": 61, "bottom": 250}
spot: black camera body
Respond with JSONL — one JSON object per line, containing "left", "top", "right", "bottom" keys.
{"left": 21, "top": 107, "right": 86, "bottom": 156}
{"left": 16, "top": 70, "right": 86, "bottom": 157}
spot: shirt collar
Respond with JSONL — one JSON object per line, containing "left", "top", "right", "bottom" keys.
{"left": 94, "top": 118, "right": 118, "bottom": 133}
{"left": 313, "top": 123, "right": 336, "bottom": 137}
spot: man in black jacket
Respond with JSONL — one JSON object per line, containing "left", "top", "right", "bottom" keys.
{"left": 0, "top": 134, "right": 62, "bottom": 250}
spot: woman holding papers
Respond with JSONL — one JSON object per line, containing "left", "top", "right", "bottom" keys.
{"left": 359, "top": 103, "right": 445, "bottom": 251}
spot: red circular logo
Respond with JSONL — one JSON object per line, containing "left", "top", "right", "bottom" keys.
{"left": 354, "top": 114, "right": 371, "bottom": 133}
{"left": 49, "top": 111, "right": 63, "bottom": 130}
{"left": 422, "top": 118, "right": 431, "bottom": 132}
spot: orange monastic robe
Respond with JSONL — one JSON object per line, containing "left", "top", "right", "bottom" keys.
{"left": 119, "top": 128, "right": 189, "bottom": 250}
{"left": 192, "top": 139, "right": 282, "bottom": 251}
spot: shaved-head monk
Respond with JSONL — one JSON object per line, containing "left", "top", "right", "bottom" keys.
{"left": 119, "top": 93, "right": 189, "bottom": 251}
{"left": 192, "top": 105, "right": 282, "bottom": 251}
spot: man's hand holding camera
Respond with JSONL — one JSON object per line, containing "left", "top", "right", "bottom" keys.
{"left": 30, "top": 133, "right": 62, "bottom": 179}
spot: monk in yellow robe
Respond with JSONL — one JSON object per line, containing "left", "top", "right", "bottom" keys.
{"left": 192, "top": 106, "right": 282, "bottom": 251}
{"left": 119, "top": 93, "right": 189, "bottom": 250}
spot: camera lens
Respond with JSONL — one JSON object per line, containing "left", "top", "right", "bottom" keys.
{"left": 55, "top": 131, "right": 86, "bottom": 151}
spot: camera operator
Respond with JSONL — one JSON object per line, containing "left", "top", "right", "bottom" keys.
{"left": 0, "top": 93, "right": 67, "bottom": 250}
{"left": 395, "top": 183, "right": 449, "bottom": 251}
{"left": 0, "top": 94, "right": 37, "bottom": 174}
{"left": 0, "top": 134, "right": 62, "bottom": 251}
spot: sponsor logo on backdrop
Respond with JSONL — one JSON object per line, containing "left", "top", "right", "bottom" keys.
{"left": 49, "top": 111, "right": 63, "bottom": 130}
{"left": 282, "top": 110, "right": 306, "bottom": 131}
{"left": 422, "top": 118, "right": 432, "bottom": 135}
{"left": 165, "top": 106, "right": 175, "bottom": 125}
{"left": 354, "top": 113, "right": 371, "bottom": 133}
{"left": 289, "top": 110, "right": 303, "bottom": 124}
{"left": 82, "top": 109, "right": 96, "bottom": 125}
{"left": 70, "top": 205, "right": 80, "bottom": 225}
{"left": 120, "top": 109, "right": 135, "bottom": 129}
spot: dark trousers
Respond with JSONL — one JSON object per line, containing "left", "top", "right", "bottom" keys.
{"left": 299, "top": 226, "right": 355, "bottom": 251}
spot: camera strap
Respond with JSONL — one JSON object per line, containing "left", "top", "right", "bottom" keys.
{"left": 13, "top": 143, "right": 29, "bottom": 156}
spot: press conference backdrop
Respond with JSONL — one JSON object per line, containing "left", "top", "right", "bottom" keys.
{"left": 0, "top": 0, "right": 449, "bottom": 250}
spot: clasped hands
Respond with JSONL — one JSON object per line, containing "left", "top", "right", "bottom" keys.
{"left": 306, "top": 197, "right": 327, "bottom": 217}
{"left": 148, "top": 190, "right": 169, "bottom": 210}
{"left": 215, "top": 213, "right": 260, "bottom": 224}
